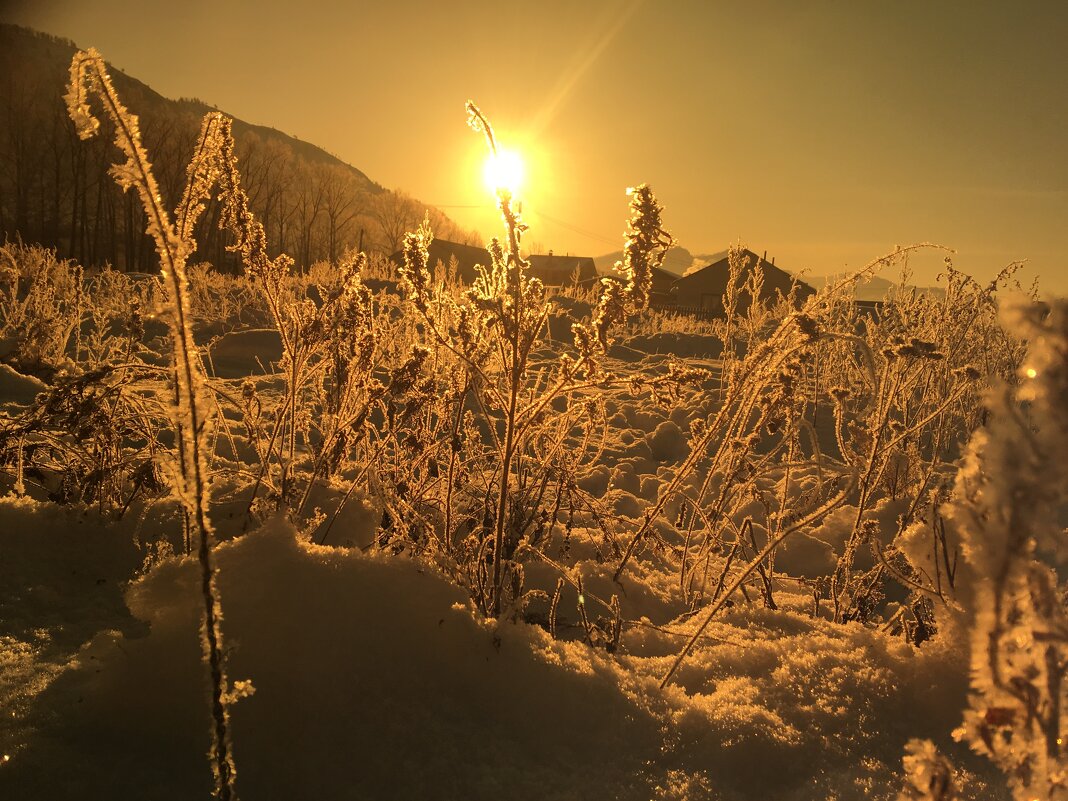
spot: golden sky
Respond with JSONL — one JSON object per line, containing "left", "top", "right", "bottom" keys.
{"left": 6, "top": 0, "right": 1066, "bottom": 291}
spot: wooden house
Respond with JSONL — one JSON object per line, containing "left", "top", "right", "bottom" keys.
{"left": 526, "top": 252, "right": 597, "bottom": 289}
{"left": 575, "top": 263, "right": 680, "bottom": 304}
{"left": 670, "top": 249, "right": 815, "bottom": 314}
{"left": 389, "top": 238, "right": 491, "bottom": 285}
{"left": 649, "top": 265, "right": 681, "bottom": 306}
{"left": 390, "top": 240, "right": 596, "bottom": 290}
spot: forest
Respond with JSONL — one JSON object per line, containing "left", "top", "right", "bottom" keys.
{"left": 0, "top": 25, "right": 477, "bottom": 275}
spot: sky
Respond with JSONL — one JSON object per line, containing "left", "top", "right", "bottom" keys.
{"left": 4, "top": 0, "right": 1066, "bottom": 291}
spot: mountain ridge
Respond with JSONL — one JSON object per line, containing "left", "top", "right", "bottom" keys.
{"left": 593, "top": 245, "right": 721, "bottom": 277}
{"left": 0, "top": 23, "right": 382, "bottom": 192}
{"left": 0, "top": 23, "right": 476, "bottom": 272}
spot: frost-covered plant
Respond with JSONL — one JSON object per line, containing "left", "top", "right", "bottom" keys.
{"left": 616, "top": 250, "right": 873, "bottom": 601}
{"left": 0, "top": 246, "right": 170, "bottom": 510}
{"left": 65, "top": 49, "right": 238, "bottom": 800}
{"left": 185, "top": 124, "right": 414, "bottom": 527}
{"left": 164, "top": 109, "right": 392, "bottom": 534}
{"left": 651, "top": 244, "right": 1026, "bottom": 684}
{"left": 77, "top": 267, "right": 162, "bottom": 368}
{"left": 0, "top": 242, "right": 84, "bottom": 376}
{"left": 186, "top": 261, "right": 266, "bottom": 331}
{"left": 898, "top": 738, "right": 961, "bottom": 800}
{"left": 395, "top": 101, "right": 672, "bottom": 616}
{"left": 825, "top": 257, "right": 1024, "bottom": 622}
{"left": 947, "top": 298, "right": 1068, "bottom": 800}
{"left": 0, "top": 360, "right": 169, "bottom": 511}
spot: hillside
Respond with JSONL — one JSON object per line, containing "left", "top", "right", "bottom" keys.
{"left": 0, "top": 24, "right": 476, "bottom": 272}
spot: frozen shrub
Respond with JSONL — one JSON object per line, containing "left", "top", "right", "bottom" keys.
{"left": 0, "top": 243, "right": 83, "bottom": 376}
{"left": 946, "top": 298, "right": 1068, "bottom": 800}
{"left": 899, "top": 738, "right": 961, "bottom": 800}
{"left": 393, "top": 101, "right": 672, "bottom": 616}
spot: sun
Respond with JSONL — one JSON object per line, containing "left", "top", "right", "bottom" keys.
{"left": 483, "top": 148, "right": 525, "bottom": 197}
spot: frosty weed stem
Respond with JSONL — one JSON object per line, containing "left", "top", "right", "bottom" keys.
{"left": 66, "top": 49, "right": 239, "bottom": 800}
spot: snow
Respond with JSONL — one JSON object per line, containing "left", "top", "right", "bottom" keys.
{"left": 0, "top": 363, "right": 47, "bottom": 408}
{"left": 648, "top": 420, "right": 689, "bottom": 463}
{"left": 205, "top": 329, "right": 283, "bottom": 378}
{"left": 1, "top": 492, "right": 1007, "bottom": 800}
{"left": 0, "top": 302, "right": 1018, "bottom": 801}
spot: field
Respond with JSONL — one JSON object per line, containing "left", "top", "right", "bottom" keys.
{"left": 1, "top": 49, "right": 1066, "bottom": 801}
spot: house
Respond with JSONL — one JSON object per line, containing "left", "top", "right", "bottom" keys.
{"left": 389, "top": 239, "right": 597, "bottom": 290}
{"left": 649, "top": 266, "right": 680, "bottom": 306}
{"left": 389, "top": 238, "right": 492, "bottom": 285}
{"left": 526, "top": 252, "right": 597, "bottom": 289}
{"left": 575, "top": 263, "right": 679, "bottom": 304}
{"left": 670, "top": 249, "right": 816, "bottom": 314}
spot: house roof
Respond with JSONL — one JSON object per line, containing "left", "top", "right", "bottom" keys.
{"left": 675, "top": 249, "right": 816, "bottom": 300}
{"left": 389, "top": 239, "right": 597, "bottom": 287}
{"left": 650, "top": 266, "right": 678, "bottom": 290}
{"left": 526, "top": 253, "right": 597, "bottom": 285}
{"left": 388, "top": 238, "right": 491, "bottom": 284}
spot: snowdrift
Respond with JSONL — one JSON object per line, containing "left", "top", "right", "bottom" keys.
{"left": 3, "top": 506, "right": 1004, "bottom": 800}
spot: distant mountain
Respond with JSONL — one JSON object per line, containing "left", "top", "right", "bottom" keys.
{"left": 0, "top": 24, "right": 475, "bottom": 272}
{"left": 596, "top": 245, "right": 822, "bottom": 283}
{"left": 595, "top": 241, "right": 947, "bottom": 301}
{"left": 594, "top": 245, "right": 720, "bottom": 276}
{"left": 811, "top": 274, "right": 947, "bottom": 302}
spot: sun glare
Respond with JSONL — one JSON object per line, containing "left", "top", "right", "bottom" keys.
{"left": 483, "top": 149, "right": 525, "bottom": 197}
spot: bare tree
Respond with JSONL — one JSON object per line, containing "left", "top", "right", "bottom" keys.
{"left": 371, "top": 189, "right": 421, "bottom": 255}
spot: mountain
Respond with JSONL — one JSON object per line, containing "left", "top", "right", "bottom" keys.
{"left": 811, "top": 273, "right": 947, "bottom": 302}
{"left": 594, "top": 245, "right": 717, "bottom": 276}
{"left": 595, "top": 241, "right": 947, "bottom": 301}
{"left": 0, "top": 24, "right": 476, "bottom": 273}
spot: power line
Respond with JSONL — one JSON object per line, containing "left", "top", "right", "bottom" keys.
{"left": 523, "top": 208, "right": 620, "bottom": 249}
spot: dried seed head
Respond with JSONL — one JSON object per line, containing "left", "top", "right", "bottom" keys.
{"left": 124, "top": 297, "right": 144, "bottom": 341}
{"left": 894, "top": 337, "right": 944, "bottom": 359}
{"left": 794, "top": 314, "right": 820, "bottom": 342}
{"left": 399, "top": 217, "right": 434, "bottom": 316}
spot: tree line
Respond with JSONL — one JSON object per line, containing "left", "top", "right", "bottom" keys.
{"left": 0, "top": 25, "right": 479, "bottom": 273}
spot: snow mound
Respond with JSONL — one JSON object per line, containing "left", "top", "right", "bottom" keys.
{"left": 621, "top": 333, "right": 724, "bottom": 359}
{"left": 4, "top": 510, "right": 1008, "bottom": 800}
{"left": 648, "top": 420, "right": 689, "bottom": 463}
{"left": 0, "top": 363, "right": 47, "bottom": 407}
{"left": 9, "top": 518, "right": 669, "bottom": 800}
